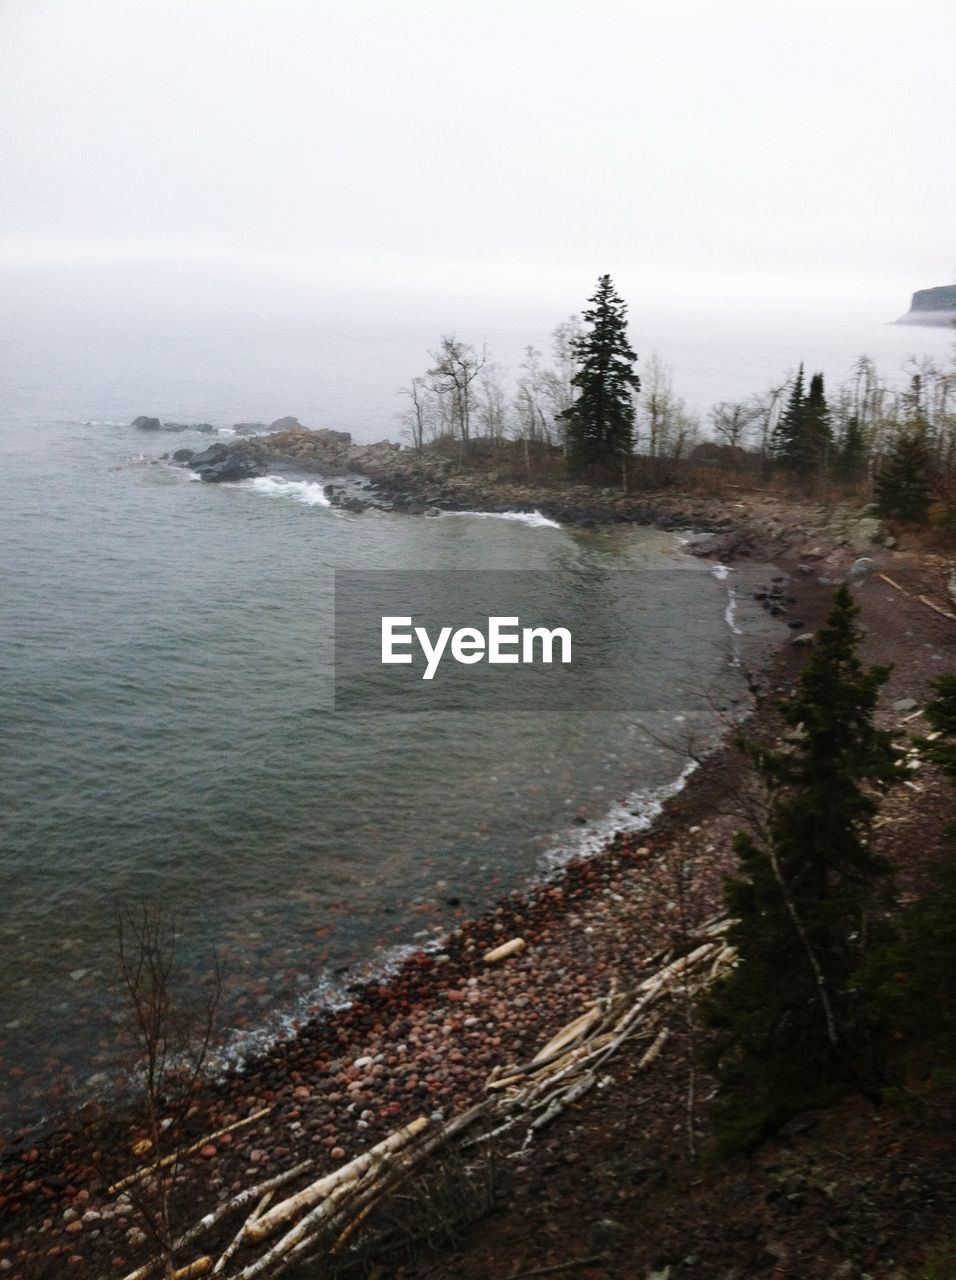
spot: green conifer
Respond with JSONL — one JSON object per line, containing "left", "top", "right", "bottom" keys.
{"left": 874, "top": 429, "right": 931, "bottom": 522}
{"left": 703, "top": 586, "right": 896, "bottom": 1151}
{"left": 560, "top": 274, "right": 639, "bottom": 471}
{"left": 835, "top": 415, "right": 868, "bottom": 485}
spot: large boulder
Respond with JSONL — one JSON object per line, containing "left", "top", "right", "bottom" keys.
{"left": 314, "top": 428, "right": 352, "bottom": 447}
{"left": 190, "top": 443, "right": 231, "bottom": 468}
{"left": 232, "top": 422, "right": 267, "bottom": 435}
{"left": 199, "top": 457, "right": 263, "bottom": 483}
{"left": 132, "top": 415, "right": 162, "bottom": 431}
{"left": 269, "top": 416, "right": 304, "bottom": 432}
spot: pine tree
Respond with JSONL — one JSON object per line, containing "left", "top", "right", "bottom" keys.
{"left": 771, "top": 366, "right": 832, "bottom": 474}
{"left": 874, "top": 431, "right": 931, "bottom": 522}
{"left": 560, "top": 274, "right": 639, "bottom": 471}
{"left": 875, "top": 376, "right": 932, "bottom": 522}
{"left": 804, "top": 372, "right": 833, "bottom": 474}
{"left": 703, "top": 586, "right": 896, "bottom": 1151}
{"left": 769, "top": 364, "right": 806, "bottom": 470}
{"left": 835, "top": 415, "right": 868, "bottom": 485}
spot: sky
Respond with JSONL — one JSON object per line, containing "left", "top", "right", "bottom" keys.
{"left": 0, "top": 0, "right": 953, "bottom": 321}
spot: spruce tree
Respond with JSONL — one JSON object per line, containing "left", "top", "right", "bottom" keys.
{"left": 770, "top": 365, "right": 806, "bottom": 470}
{"left": 703, "top": 586, "right": 896, "bottom": 1151}
{"left": 771, "top": 366, "right": 832, "bottom": 474}
{"left": 560, "top": 274, "right": 639, "bottom": 471}
{"left": 875, "top": 378, "right": 932, "bottom": 522}
{"left": 835, "top": 415, "right": 868, "bottom": 485}
{"left": 804, "top": 372, "right": 833, "bottom": 474}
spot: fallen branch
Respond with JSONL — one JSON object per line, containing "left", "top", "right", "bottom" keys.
{"left": 509, "top": 1255, "right": 607, "bottom": 1279}
{"left": 918, "top": 594, "right": 956, "bottom": 621}
{"left": 116, "top": 1160, "right": 311, "bottom": 1280}
{"left": 244, "top": 1117, "right": 429, "bottom": 1244}
{"left": 109, "top": 1109, "right": 273, "bottom": 1196}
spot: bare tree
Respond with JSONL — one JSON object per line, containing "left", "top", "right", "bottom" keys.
{"left": 426, "top": 336, "right": 487, "bottom": 446}
{"left": 750, "top": 379, "right": 788, "bottom": 460}
{"left": 474, "top": 361, "right": 510, "bottom": 442}
{"left": 709, "top": 399, "right": 757, "bottom": 449}
{"left": 543, "top": 315, "right": 582, "bottom": 454}
{"left": 397, "top": 376, "right": 433, "bottom": 451}
{"left": 118, "top": 904, "right": 221, "bottom": 1280}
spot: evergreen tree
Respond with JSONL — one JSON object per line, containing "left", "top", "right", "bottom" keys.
{"left": 804, "top": 372, "right": 833, "bottom": 474}
{"left": 835, "top": 415, "right": 868, "bottom": 485}
{"left": 560, "top": 274, "right": 639, "bottom": 471}
{"left": 771, "top": 366, "right": 832, "bottom": 474}
{"left": 874, "top": 430, "right": 931, "bottom": 522}
{"left": 769, "top": 365, "right": 806, "bottom": 470}
{"left": 703, "top": 586, "right": 896, "bottom": 1151}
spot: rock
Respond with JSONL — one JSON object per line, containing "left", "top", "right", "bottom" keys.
{"left": 199, "top": 456, "right": 264, "bottom": 483}
{"left": 791, "top": 632, "right": 815, "bottom": 647}
{"left": 171, "top": 448, "right": 195, "bottom": 463}
{"left": 232, "top": 422, "right": 267, "bottom": 435}
{"left": 131, "top": 415, "right": 161, "bottom": 431}
{"left": 161, "top": 422, "right": 216, "bottom": 433}
{"left": 787, "top": 619, "right": 805, "bottom": 629}
{"left": 590, "top": 1218, "right": 628, "bottom": 1249}
{"left": 893, "top": 698, "right": 918, "bottom": 712}
{"left": 848, "top": 557, "right": 874, "bottom": 581}
{"left": 846, "top": 515, "right": 882, "bottom": 550}
{"left": 948, "top": 568, "right": 956, "bottom": 607}
{"left": 190, "top": 443, "right": 230, "bottom": 468}
{"left": 269, "top": 416, "right": 304, "bottom": 432}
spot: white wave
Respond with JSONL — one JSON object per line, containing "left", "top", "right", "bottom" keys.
{"left": 441, "top": 509, "right": 561, "bottom": 529}
{"left": 241, "top": 476, "right": 332, "bottom": 507}
{"left": 711, "top": 562, "right": 730, "bottom": 580}
{"left": 540, "top": 758, "right": 701, "bottom": 873}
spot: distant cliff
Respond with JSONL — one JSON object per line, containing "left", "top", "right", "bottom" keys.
{"left": 896, "top": 284, "right": 956, "bottom": 326}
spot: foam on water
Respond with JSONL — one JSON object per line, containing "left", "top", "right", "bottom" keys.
{"left": 240, "top": 475, "right": 333, "bottom": 507}
{"left": 440, "top": 509, "right": 561, "bottom": 529}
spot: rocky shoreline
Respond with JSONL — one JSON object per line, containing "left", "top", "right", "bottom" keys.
{"left": 0, "top": 460, "right": 929, "bottom": 1279}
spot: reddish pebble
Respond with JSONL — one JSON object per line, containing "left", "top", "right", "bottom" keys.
{"left": 65, "top": 1220, "right": 83, "bottom": 1234}
{"left": 330, "top": 1147, "right": 346, "bottom": 1160}
{"left": 292, "top": 1086, "right": 310, "bottom": 1100}
{"left": 200, "top": 1145, "right": 218, "bottom": 1159}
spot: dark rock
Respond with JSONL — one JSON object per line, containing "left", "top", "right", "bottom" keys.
{"left": 233, "top": 422, "right": 267, "bottom": 435}
{"left": 200, "top": 458, "right": 264, "bottom": 483}
{"left": 269, "top": 417, "right": 302, "bottom": 432}
{"left": 162, "top": 422, "right": 216, "bottom": 433}
{"left": 190, "top": 443, "right": 231, "bottom": 468}
{"left": 131, "top": 415, "right": 162, "bottom": 431}
{"left": 171, "top": 448, "right": 195, "bottom": 463}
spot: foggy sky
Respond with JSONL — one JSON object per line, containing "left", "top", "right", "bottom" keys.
{"left": 1, "top": 0, "right": 953, "bottom": 317}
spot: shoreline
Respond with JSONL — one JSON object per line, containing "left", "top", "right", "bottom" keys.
{"left": 0, "top": 482, "right": 931, "bottom": 1278}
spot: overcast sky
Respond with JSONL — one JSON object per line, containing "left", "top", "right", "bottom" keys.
{"left": 0, "top": 0, "right": 953, "bottom": 318}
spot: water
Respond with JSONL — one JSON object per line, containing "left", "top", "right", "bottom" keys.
{"left": 0, "top": 297, "right": 950, "bottom": 1130}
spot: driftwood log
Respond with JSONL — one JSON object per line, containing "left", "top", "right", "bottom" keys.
{"left": 117, "top": 919, "right": 734, "bottom": 1280}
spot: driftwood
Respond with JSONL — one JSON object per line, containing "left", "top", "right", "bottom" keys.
{"left": 244, "top": 1117, "right": 429, "bottom": 1244}
{"left": 109, "top": 1108, "right": 274, "bottom": 1196}
{"left": 878, "top": 572, "right": 909, "bottom": 595}
{"left": 116, "top": 1161, "right": 312, "bottom": 1280}
{"left": 172, "top": 1262, "right": 212, "bottom": 1280}
{"left": 138, "top": 920, "right": 735, "bottom": 1279}
{"left": 483, "top": 937, "right": 526, "bottom": 964}
{"left": 918, "top": 593, "right": 956, "bottom": 621}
